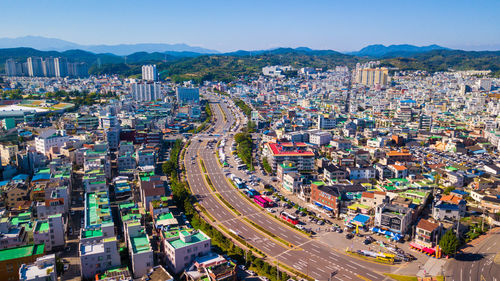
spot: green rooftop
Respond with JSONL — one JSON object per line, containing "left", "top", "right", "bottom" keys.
{"left": 0, "top": 244, "right": 44, "bottom": 262}
{"left": 131, "top": 233, "right": 151, "bottom": 253}
{"left": 157, "top": 212, "right": 174, "bottom": 220}
{"left": 169, "top": 231, "right": 209, "bottom": 249}
{"left": 35, "top": 222, "right": 49, "bottom": 233}
{"left": 82, "top": 229, "right": 103, "bottom": 239}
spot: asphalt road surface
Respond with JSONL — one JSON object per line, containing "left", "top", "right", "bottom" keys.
{"left": 446, "top": 229, "right": 500, "bottom": 281}
{"left": 183, "top": 98, "right": 393, "bottom": 281}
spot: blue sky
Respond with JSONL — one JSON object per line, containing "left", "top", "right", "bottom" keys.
{"left": 1, "top": 0, "right": 499, "bottom": 52}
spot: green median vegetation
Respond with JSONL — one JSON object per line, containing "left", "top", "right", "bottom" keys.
{"left": 234, "top": 132, "right": 254, "bottom": 171}
{"left": 262, "top": 157, "right": 272, "bottom": 174}
{"left": 200, "top": 160, "right": 207, "bottom": 173}
{"left": 171, "top": 177, "right": 293, "bottom": 281}
{"left": 205, "top": 175, "right": 216, "bottom": 192}
{"left": 234, "top": 98, "right": 252, "bottom": 117}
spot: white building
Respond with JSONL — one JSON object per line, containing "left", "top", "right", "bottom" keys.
{"left": 35, "top": 129, "right": 69, "bottom": 155}
{"left": 142, "top": 65, "right": 158, "bottom": 81}
{"left": 79, "top": 234, "right": 120, "bottom": 279}
{"left": 131, "top": 82, "right": 162, "bottom": 102}
{"left": 163, "top": 230, "right": 211, "bottom": 274}
{"left": 309, "top": 131, "right": 332, "bottom": 146}
{"left": 19, "top": 254, "right": 57, "bottom": 281}
{"left": 317, "top": 114, "right": 336, "bottom": 130}
{"left": 127, "top": 222, "right": 153, "bottom": 278}
{"left": 136, "top": 149, "right": 155, "bottom": 167}
{"left": 27, "top": 57, "right": 44, "bottom": 77}
{"left": 54, "top": 57, "right": 68, "bottom": 77}
{"left": 33, "top": 214, "right": 65, "bottom": 252}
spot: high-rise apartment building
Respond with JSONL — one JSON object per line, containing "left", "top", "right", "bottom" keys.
{"left": 54, "top": 57, "right": 68, "bottom": 77}
{"left": 131, "top": 82, "right": 162, "bottom": 102}
{"left": 142, "top": 65, "right": 158, "bottom": 81}
{"left": 5, "top": 59, "right": 17, "bottom": 76}
{"left": 356, "top": 67, "right": 389, "bottom": 86}
{"left": 42, "top": 57, "right": 56, "bottom": 77}
{"left": 27, "top": 57, "right": 44, "bottom": 77}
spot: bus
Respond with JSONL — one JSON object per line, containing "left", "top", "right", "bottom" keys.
{"left": 254, "top": 195, "right": 270, "bottom": 208}
{"left": 233, "top": 178, "right": 246, "bottom": 189}
{"left": 261, "top": 195, "right": 274, "bottom": 207}
{"left": 280, "top": 212, "right": 299, "bottom": 225}
{"left": 245, "top": 188, "right": 258, "bottom": 198}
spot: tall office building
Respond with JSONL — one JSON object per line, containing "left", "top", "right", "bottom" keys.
{"left": 43, "top": 57, "right": 56, "bottom": 77}
{"left": 131, "top": 82, "right": 162, "bottom": 101}
{"left": 27, "top": 57, "right": 44, "bottom": 77}
{"left": 54, "top": 57, "right": 68, "bottom": 77}
{"left": 142, "top": 65, "right": 158, "bottom": 81}
{"left": 176, "top": 87, "right": 200, "bottom": 104}
{"left": 356, "top": 67, "right": 389, "bottom": 86}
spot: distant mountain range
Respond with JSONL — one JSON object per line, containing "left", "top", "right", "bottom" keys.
{"left": 0, "top": 36, "right": 219, "bottom": 55}
{"left": 0, "top": 40, "right": 499, "bottom": 81}
{"left": 348, "top": 44, "right": 449, "bottom": 57}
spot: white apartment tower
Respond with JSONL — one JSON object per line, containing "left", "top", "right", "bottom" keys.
{"left": 142, "top": 64, "right": 158, "bottom": 81}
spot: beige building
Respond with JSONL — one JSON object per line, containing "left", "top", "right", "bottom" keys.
{"left": 0, "top": 144, "right": 18, "bottom": 165}
{"left": 356, "top": 67, "right": 389, "bottom": 86}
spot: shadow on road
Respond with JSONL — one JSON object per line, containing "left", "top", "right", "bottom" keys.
{"left": 455, "top": 252, "right": 485, "bottom": 261}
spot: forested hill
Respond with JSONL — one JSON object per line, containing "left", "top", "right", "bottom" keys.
{"left": 1, "top": 47, "right": 499, "bottom": 82}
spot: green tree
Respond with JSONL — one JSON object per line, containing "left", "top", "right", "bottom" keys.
{"left": 439, "top": 229, "right": 460, "bottom": 256}
{"left": 443, "top": 185, "right": 454, "bottom": 195}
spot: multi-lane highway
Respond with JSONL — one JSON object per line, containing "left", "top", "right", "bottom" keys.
{"left": 184, "top": 98, "right": 393, "bottom": 280}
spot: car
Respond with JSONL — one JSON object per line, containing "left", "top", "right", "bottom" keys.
{"left": 317, "top": 220, "right": 324, "bottom": 225}
{"left": 259, "top": 277, "right": 270, "bottom": 281}
{"left": 336, "top": 228, "right": 343, "bottom": 233}
{"left": 247, "top": 270, "right": 256, "bottom": 276}
{"left": 238, "top": 265, "right": 246, "bottom": 270}
{"left": 63, "top": 264, "right": 70, "bottom": 271}
{"left": 345, "top": 233, "right": 354, "bottom": 239}
{"left": 363, "top": 238, "right": 372, "bottom": 245}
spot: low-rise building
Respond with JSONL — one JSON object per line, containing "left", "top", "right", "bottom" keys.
{"left": 163, "top": 230, "right": 211, "bottom": 274}
{"left": 0, "top": 244, "right": 45, "bottom": 281}
{"left": 127, "top": 222, "right": 154, "bottom": 278}
{"left": 374, "top": 203, "right": 413, "bottom": 234}
{"left": 33, "top": 214, "right": 65, "bottom": 252}
{"left": 19, "top": 254, "right": 56, "bottom": 281}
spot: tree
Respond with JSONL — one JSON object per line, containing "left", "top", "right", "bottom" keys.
{"left": 443, "top": 185, "right": 454, "bottom": 195}
{"left": 439, "top": 229, "right": 460, "bottom": 256}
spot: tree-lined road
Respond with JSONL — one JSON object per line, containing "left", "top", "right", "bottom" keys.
{"left": 183, "top": 98, "right": 395, "bottom": 280}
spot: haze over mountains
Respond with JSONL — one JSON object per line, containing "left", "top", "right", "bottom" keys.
{"left": 0, "top": 36, "right": 219, "bottom": 55}
{"left": 0, "top": 36, "right": 467, "bottom": 57}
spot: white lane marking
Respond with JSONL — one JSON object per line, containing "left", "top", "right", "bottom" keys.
{"left": 343, "top": 275, "right": 352, "bottom": 280}
{"left": 345, "top": 264, "right": 356, "bottom": 270}
{"left": 310, "top": 248, "right": 320, "bottom": 254}
{"left": 367, "top": 272, "right": 378, "bottom": 279}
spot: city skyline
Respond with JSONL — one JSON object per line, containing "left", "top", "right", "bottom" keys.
{"left": 1, "top": 0, "right": 499, "bottom": 52}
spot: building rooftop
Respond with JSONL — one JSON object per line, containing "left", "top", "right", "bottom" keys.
{"left": 34, "top": 221, "right": 49, "bottom": 233}
{"left": 168, "top": 231, "right": 209, "bottom": 249}
{"left": 82, "top": 229, "right": 103, "bottom": 239}
{"left": 131, "top": 233, "right": 151, "bottom": 254}
{"left": 0, "top": 244, "right": 44, "bottom": 262}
